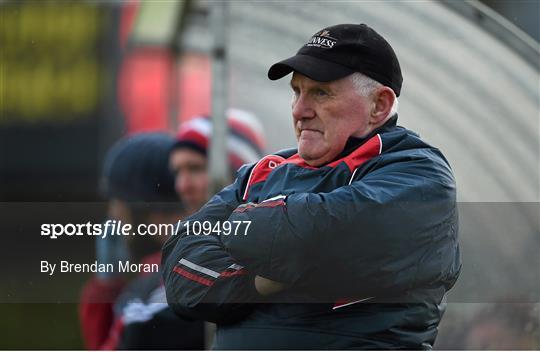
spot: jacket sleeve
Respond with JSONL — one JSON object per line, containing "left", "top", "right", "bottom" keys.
{"left": 222, "top": 150, "right": 461, "bottom": 300}
{"left": 161, "top": 165, "right": 262, "bottom": 324}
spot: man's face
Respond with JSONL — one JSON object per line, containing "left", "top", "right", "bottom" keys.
{"left": 169, "top": 149, "right": 209, "bottom": 214}
{"left": 290, "top": 73, "right": 373, "bottom": 166}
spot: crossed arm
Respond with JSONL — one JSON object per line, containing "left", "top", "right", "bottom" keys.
{"left": 162, "top": 155, "right": 459, "bottom": 322}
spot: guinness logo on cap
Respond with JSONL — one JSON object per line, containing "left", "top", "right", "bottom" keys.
{"left": 306, "top": 29, "right": 337, "bottom": 49}
{"left": 319, "top": 30, "right": 332, "bottom": 38}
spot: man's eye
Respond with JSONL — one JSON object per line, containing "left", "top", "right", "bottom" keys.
{"left": 191, "top": 165, "right": 207, "bottom": 173}
{"left": 315, "top": 89, "right": 328, "bottom": 97}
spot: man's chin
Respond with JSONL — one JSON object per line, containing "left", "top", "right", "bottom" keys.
{"left": 299, "top": 144, "right": 321, "bottom": 160}
{"left": 299, "top": 151, "right": 327, "bottom": 167}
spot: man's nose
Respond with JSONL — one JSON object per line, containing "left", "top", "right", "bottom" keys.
{"left": 175, "top": 174, "right": 192, "bottom": 196}
{"left": 292, "top": 94, "right": 315, "bottom": 120}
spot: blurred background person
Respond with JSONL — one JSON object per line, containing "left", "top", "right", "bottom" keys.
{"left": 169, "top": 109, "right": 266, "bottom": 215}
{"left": 79, "top": 132, "right": 205, "bottom": 350}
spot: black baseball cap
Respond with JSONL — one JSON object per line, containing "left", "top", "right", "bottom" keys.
{"left": 268, "top": 24, "right": 403, "bottom": 96}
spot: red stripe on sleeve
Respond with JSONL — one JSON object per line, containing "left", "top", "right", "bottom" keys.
{"left": 173, "top": 266, "right": 214, "bottom": 286}
{"left": 220, "top": 269, "right": 248, "bottom": 277}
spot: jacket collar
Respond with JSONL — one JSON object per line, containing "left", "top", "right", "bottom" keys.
{"left": 335, "top": 114, "right": 398, "bottom": 161}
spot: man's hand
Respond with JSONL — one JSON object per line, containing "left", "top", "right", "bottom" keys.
{"left": 254, "top": 275, "right": 289, "bottom": 296}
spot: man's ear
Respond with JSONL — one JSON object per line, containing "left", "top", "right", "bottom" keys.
{"left": 370, "top": 86, "right": 395, "bottom": 126}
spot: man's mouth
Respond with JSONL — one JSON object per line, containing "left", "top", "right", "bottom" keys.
{"left": 299, "top": 128, "right": 322, "bottom": 134}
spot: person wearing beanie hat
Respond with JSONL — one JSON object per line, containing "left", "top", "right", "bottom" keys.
{"left": 163, "top": 24, "right": 459, "bottom": 349}
{"left": 100, "top": 132, "right": 179, "bottom": 205}
{"left": 99, "top": 132, "right": 184, "bottom": 263}
{"left": 80, "top": 132, "right": 204, "bottom": 350}
{"left": 169, "top": 108, "right": 265, "bottom": 214}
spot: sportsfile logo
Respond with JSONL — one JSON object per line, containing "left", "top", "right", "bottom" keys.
{"left": 306, "top": 29, "right": 337, "bottom": 49}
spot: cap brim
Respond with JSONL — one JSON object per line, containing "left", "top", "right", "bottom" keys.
{"left": 268, "top": 54, "right": 354, "bottom": 82}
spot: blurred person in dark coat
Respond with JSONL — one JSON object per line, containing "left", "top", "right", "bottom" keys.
{"left": 79, "top": 132, "right": 204, "bottom": 350}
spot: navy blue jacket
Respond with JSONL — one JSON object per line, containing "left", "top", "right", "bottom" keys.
{"left": 162, "top": 116, "right": 461, "bottom": 349}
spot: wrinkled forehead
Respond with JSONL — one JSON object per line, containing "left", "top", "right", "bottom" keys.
{"left": 290, "top": 72, "right": 353, "bottom": 91}
{"left": 291, "top": 72, "right": 323, "bottom": 84}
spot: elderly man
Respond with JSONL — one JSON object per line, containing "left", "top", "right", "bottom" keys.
{"left": 162, "top": 24, "right": 461, "bottom": 349}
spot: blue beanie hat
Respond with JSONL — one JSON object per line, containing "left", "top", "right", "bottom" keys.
{"left": 101, "top": 132, "right": 178, "bottom": 203}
